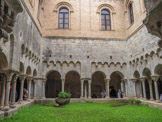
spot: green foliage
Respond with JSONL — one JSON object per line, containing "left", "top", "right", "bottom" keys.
{"left": 128, "top": 99, "right": 141, "bottom": 104}
{"left": 2, "top": 103, "right": 162, "bottom": 122}
{"left": 58, "top": 92, "right": 71, "bottom": 99}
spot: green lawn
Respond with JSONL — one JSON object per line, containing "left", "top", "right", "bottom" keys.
{"left": 1, "top": 102, "right": 162, "bottom": 122}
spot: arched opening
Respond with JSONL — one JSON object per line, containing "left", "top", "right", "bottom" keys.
{"left": 110, "top": 71, "right": 123, "bottom": 98}
{"left": 26, "top": 66, "right": 32, "bottom": 76}
{"left": 59, "top": 8, "right": 69, "bottom": 29}
{"left": 101, "top": 9, "right": 111, "bottom": 30}
{"left": 23, "top": 78, "right": 28, "bottom": 100}
{"left": 65, "top": 71, "right": 81, "bottom": 98}
{"left": 91, "top": 71, "right": 106, "bottom": 98}
{"left": 0, "top": 52, "right": 8, "bottom": 69}
{"left": 20, "top": 62, "right": 24, "bottom": 73}
{"left": 33, "top": 69, "right": 37, "bottom": 77}
{"left": 45, "top": 71, "right": 62, "bottom": 98}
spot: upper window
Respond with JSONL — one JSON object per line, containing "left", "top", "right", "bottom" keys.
{"left": 101, "top": 9, "right": 111, "bottom": 30}
{"left": 59, "top": 8, "right": 69, "bottom": 29}
{"left": 129, "top": 3, "right": 134, "bottom": 25}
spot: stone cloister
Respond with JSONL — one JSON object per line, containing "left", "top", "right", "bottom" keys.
{"left": 0, "top": 0, "right": 162, "bottom": 118}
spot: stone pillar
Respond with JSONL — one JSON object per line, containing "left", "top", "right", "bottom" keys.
{"left": 124, "top": 80, "right": 128, "bottom": 97}
{"left": 0, "top": 76, "right": 6, "bottom": 109}
{"left": 131, "top": 79, "right": 137, "bottom": 98}
{"left": 18, "top": 75, "right": 25, "bottom": 103}
{"left": 80, "top": 79, "right": 84, "bottom": 98}
{"left": 148, "top": 78, "right": 154, "bottom": 100}
{"left": 105, "top": 79, "right": 110, "bottom": 98}
{"left": 3, "top": 73, "right": 13, "bottom": 111}
{"left": 88, "top": 80, "right": 91, "bottom": 99}
{"left": 139, "top": 81, "right": 143, "bottom": 99}
{"left": 42, "top": 79, "right": 46, "bottom": 99}
{"left": 33, "top": 79, "right": 37, "bottom": 99}
{"left": 61, "top": 79, "right": 65, "bottom": 92}
{"left": 141, "top": 78, "right": 146, "bottom": 100}
{"left": 85, "top": 84, "right": 87, "bottom": 98}
{"left": 152, "top": 76, "right": 160, "bottom": 102}
{"left": 27, "top": 78, "right": 32, "bottom": 100}
{"left": 10, "top": 75, "right": 18, "bottom": 108}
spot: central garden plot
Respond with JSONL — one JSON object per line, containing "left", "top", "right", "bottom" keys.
{"left": 1, "top": 103, "right": 162, "bottom": 122}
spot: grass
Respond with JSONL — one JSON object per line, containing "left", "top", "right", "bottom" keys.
{"left": 1, "top": 102, "right": 162, "bottom": 122}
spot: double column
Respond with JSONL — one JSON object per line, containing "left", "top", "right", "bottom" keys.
{"left": 105, "top": 79, "right": 110, "bottom": 98}
{"left": 27, "top": 77, "right": 32, "bottom": 100}
{"left": 3, "top": 73, "right": 13, "bottom": 111}
{"left": 140, "top": 77, "right": 147, "bottom": 100}
{"left": 80, "top": 79, "right": 92, "bottom": 99}
{"left": 18, "top": 75, "right": 25, "bottom": 103}
{"left": 0, "top": 76, "right": 6, "bottom": 109}
{"left": 42, "top": 79, "right": 46, "bottom": 99}
{"left": 10, "top": 75, "right": 19, "bottom": 108}
{"left": 152, "top": 76, "right": 160, "bottom": 102}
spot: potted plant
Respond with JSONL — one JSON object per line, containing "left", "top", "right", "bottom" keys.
{"left": 55, "top": 92, "right": 71, "bottom": 106}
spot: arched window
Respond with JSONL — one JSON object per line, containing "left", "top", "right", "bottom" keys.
{"left": 129, "top": 3, "right": 134, "bottom": 24}
{"left": 59, "top": 8, "right": 69, "bottom": 29}
{"left": 101, "top": 9, "right": 111, "bottom": 30}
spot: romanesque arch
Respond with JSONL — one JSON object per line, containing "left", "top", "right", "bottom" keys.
{"left": 45, "top": 71, "right": 62, "bottom": 98}
{"left": 26, "top": 66, "right": 32, "bottom": 76}
{"left": 110, "top": 71, "right": 124, "bottom": 98}
{"left": 91, "top": 71, "right": 106, "bottom": 98}
{"left": 65, "top": 71, "right": 81, "bottom": 98}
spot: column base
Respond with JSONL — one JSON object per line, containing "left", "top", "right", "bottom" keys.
{"left": 0, "top": 106, "right": 4, "bottom": 110}
{"left": 150, "top": 98, "right": 154, "bottom": 101}
{"left": 88, "top": 97, "right": 92, "bottom": 99}
{"left": 2, "top": 106, "right": 10, "bottom": 111}
{"left": 41, "top": 97, "right": 46, "bottom": 99}
{"left": 10, "top": 104, "right": 16, "bottom": 108}
{"left": 18, "top": 100, "right": 23, "bottom": 104}
{"left": 106, "top": 96, "right": 110, "bottom": 99}
{"left": 156, "top": 100, "right": 160, "bottom": 103}
{"left": 27, "top": 98, "right": 31, "bottom": 101}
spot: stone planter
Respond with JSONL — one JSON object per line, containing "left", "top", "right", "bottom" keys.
{"left": 55, "top": 98, "right": 70, "bottom": 106}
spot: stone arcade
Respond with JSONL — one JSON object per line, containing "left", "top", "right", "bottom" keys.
{"left": 0, "top": 0, "right": 162, "bottom": 119}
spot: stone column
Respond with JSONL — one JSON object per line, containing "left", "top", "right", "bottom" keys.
{"left": 61, "top": 79, "right": 65, "bottom": 92}
{"left": 85, "top": 84, "right": 87, "bottom": 98}
{"left": 105, "top": 79, "right": 110, "bottom": 98}
{"left": 10, "top": 75, "right": 18, "bottom": 108}
{"left": 27, "top": 78, "right": 32, "bottom": 100}
{"left": 139, "top": 81, "right": 143, "bottom": 99}
{"left": 3, "top": 73, "right": 13, "bottom": 111}
{"left": 0, "top": 76, "right": 6, "bottom": 109}
{"left": 42, "top": 79, "right": 46, "bottom": 99}
{"left": 80, "top": 79, "right": 84, "bottom": 98}
{"left": 33, "top": 79, "right": 37, "bottom": 99}
{"left": 88, "top": 80, "right": 91, "bottom": 99}
{"left": 124, "top": 80, "right": 128, "bottom": 97}
{"left": 131, "top": 79, "right": 137, "bottom": 98}
{"left": 18, "top": 75, "right": 25, "bottom": 103}
{"left": 148, "top": 78, "right": 154, "bottom": 100}
{"left": 141, "top": 78, "right": 146, "bottom": 100}
{"left": 152, "top": 76, "right": 160, "bottom": 102}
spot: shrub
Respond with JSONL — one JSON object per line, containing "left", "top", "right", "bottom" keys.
{"left": 58, "top": 92, "right": 71, "bottom": 99}
{"left": 135, "top": 99, "right": 141, "bottom": 104}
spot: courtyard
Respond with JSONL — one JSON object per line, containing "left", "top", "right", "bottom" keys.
{"left": 1, "top": 102, "right": 162, "bottom": 122}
